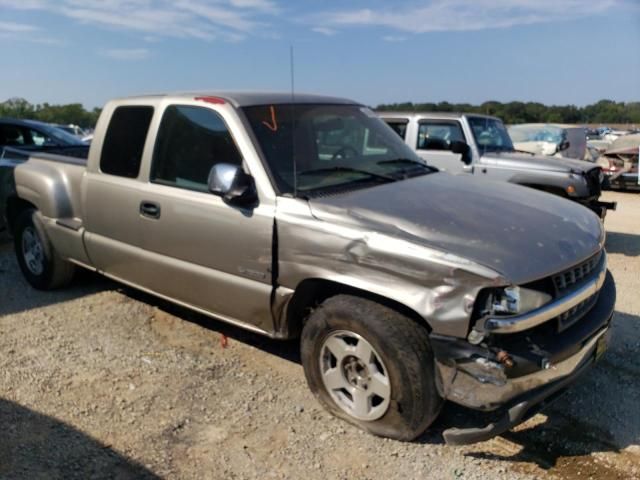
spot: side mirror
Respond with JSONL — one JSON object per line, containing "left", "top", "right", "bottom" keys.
{"left": 208, "top": 163, "right": 257, "bottom": 206}
{"left": 451, "top": 140, "right": 472, "bottom": 165}
{"left": 559, "top": 140, "right": 570, "bottom": 152}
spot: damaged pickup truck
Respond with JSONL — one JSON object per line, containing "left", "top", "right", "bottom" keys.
{"left": 0, "top": 93, "right": 615, "bottom": 444}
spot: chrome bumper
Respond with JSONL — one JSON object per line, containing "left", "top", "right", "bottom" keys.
{"left": 484, "top": 252, "right": 607, "bottom": 334}
{"left": 437, "top": 326, "right": 610, "bottom": 411}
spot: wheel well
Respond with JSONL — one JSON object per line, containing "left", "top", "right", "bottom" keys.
{"left": 284, "top": 278, "right": 430, "bottom": 338}
{"left": 6, "top": 197, "right": 36, "bottom": 233}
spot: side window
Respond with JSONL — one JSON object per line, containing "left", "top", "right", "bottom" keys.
{"left": 29, "top": 129, "right": 51, "bottom": 146}
{"left": 417, "top": 121, "right": 465, "bottom": 151}
{"left": 151, "top": 105, "right": 242, "bottom": 192}
{"left": 385, "top": 121, "right": 408, "bottom": 140}
{"left": 101, "top": 106, "right": 154, "bottom": 178}
{"left": 313, "top": 114, "right": 391, "bottom": 161}
{"left": 0, "top": 125, "right": 26, "bottom": 146}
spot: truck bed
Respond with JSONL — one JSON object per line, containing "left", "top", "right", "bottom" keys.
{"left": 0, "top": 146, "right": 89, "bottom": 231}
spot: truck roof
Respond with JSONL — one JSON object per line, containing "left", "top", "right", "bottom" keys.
{"left": 112, "top": 91, "right": 360, "bottom": 108}
{"left": 376, "top": 111, "right": 500, "bottom": 121}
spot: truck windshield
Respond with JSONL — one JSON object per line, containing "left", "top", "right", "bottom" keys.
{"left": 467, "top": 117, "right": 514, "bottom": 153}
{"left": 243, "top": 104, "right": 434, "bottom": 196}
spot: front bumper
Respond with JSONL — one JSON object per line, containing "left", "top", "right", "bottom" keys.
{"left": 432, "top": 270, "right": 616, "bottom": 444}
{"left": 441, "top": 338, "right": 606, "bottom": 445}
{"left": 605, "top": 171, "right": 640, "bottom": 190}
{"left": 578, "top": 199, "right": 617, "bottom": 219}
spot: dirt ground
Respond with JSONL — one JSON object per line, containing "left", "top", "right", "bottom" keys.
{"left": 1, "top": 190, "right": 639, "bottom": 480}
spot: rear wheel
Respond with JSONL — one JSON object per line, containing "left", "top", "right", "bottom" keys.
{"left": 301, "top": 295, "right": 443, "bottom": 441}
{"left": 14, "top": 209, "right": 75, "bottom": 290}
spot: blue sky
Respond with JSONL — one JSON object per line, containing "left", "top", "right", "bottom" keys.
{"left": 1, "top": 0, "right": 639, "bottom": 108}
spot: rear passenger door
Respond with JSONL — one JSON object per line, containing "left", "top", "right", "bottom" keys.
{"left": 135, "top": 104, "right": 275, "bottom": 332}
{"left": 83, "top": 105, "right": 155, "bottom": 282}
{"left": 414, "top": 120, "right": 467, "bottom": 173}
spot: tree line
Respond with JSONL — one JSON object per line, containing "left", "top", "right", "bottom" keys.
{"left": 2, "top": 97, "right": 639, "bottom": 127}
{"left": 376, "top": 99, "right": 640, "bottom": 125}
{"left": 0, "top": 98, "right": 101, "bottom": 128}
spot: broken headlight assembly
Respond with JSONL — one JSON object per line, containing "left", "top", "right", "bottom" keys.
{"left": 467, "top": 286, "right": 552, "bottom": 344}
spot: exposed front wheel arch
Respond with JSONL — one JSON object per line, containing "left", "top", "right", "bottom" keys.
{"left": 283, "top": 278, "right": 431, "bottom": 339}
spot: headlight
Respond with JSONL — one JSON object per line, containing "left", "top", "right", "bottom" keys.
{"left": 467, "top": 286, "right": 553, "bottom": 344}
{"left": 491, "top": 286, "right": 520, "bottom": 314}
{"left": 489, "top": 286, "right": 552, "bottom": 316}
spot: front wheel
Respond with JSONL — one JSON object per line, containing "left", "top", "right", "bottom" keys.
{"left": 301, "top": 295, "right": 443, "bottom": 441}
{"left": 14, "top": 209, "right": 75, "bottom": 290}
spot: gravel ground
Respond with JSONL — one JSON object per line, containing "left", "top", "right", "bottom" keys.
{"left": 1, "top": 190, "right": 639, "bottom": 480}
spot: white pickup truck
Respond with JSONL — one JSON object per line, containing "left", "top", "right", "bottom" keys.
{"left": 0, "top": 92, "right": 615, "bottom": 444}
{"left": 379, "top": 112, "right": 616, "bottom": 218}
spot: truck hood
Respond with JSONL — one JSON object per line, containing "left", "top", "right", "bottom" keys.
{"left": 482, "top": 151, "right": 595, "bottom": 173}
{"left": 308, "top": 173, "right": 603, "bottom": 285}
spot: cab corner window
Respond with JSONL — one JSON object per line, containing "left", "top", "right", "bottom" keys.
{"left": 417, "top": 121, "right": 465, "bottom": 151}
{"left": 100, "top": 106, "right": 154, "bottom": 178}
{"left": 151, "top": 105, "right": 242, "bottom": 193}
{"left": 385, "top": 121, "right": 408, "bottom": 140}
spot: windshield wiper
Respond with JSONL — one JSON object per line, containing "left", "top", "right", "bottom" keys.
{"left": 297, "top": 166, "right": 395, "bottom": 183}
{"left": 377, "top": 158, "right": 437, "bottom": 172}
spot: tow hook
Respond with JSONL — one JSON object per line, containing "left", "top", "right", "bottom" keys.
{"left": 496, "top": 350, "right": 514, "bottom": 368}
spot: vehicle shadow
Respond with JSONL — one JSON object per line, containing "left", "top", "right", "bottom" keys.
{"left": 0, "top": 398, "right": 160, "bottom": 479}
{"left": 605, "top": 231, "right": 640, "bottom": 257}
{"left": 1, "top": 220, "right": 117, "bottom": 317}
{"left": 0, "top": 263, "right": 114, "bottom": 318}
{"left": 120, "top": 286, "right": 302, "bottom": 365}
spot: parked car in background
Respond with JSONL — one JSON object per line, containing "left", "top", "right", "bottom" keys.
{"left": 53, "top": 123, "right": 88, "bottom": 139}
{"left": 597, "top": 133, "right": 640, "bottom": 190}
{"left": 508, "top": 123, "right": 587, "bottom": 161}
{"left": 379, "top": 112, "right": 615, "bottom": 218}
{"left": 0, "top": 118, "right": 89, "bottom": 157}
{"left": 0, "top": 92, "right": 615, "bottom": 445}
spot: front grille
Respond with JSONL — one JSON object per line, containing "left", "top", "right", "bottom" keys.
{"left": 557, "top": 292, "right": 599, "bottom": 331}
{"left": 552, "top": 250, "right": 602, "bottom": 294}
{"left": 585, "top": 167, "right": 602, "bottom": 196}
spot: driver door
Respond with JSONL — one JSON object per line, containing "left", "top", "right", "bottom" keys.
{"left": 414, "top": 120, "right": 468, "bottom": 174}
{"left": 136, "top": 104, "right": 275, "bottom": 332}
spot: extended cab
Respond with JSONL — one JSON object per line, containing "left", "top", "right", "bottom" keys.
{"left": 379, "top": 112, "right": 616, "bottom": 218}
{"left": 0, "top": 93, "right": 615, "bottom": 444}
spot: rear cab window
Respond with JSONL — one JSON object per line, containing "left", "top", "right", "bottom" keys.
{"left": 150, "top": 105, "right": 242, "bottom": 193}
{"left": 100, "top": 106, "right": 154, "bottom": 178}
{"left": 417, "top": 120, "right": 465, "bottom": 151}
{"left": 383, "top": 120, "right": 409, "bottom": 140}
{"left": 0, "top": 124, "right": 27, "bottom": 146}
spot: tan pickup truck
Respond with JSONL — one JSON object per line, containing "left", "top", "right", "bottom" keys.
{"left": 0, "top": 92, "right": 615, "bottom": 444}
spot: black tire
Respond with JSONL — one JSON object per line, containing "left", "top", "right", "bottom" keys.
{"left": 13, "top": 209, "right": 75, "bottom": 290}
{"left": 301, "top": 294, "right": 443, "bottom": 441}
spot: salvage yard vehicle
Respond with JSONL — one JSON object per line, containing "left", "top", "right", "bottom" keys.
{"left": 0, "top": 118, "right": 89, "bottom": 156}
{"left": 379, "top": 112, "right": 616, "bottom": 218}
{"left": 597, "top": 133, "right": 640, "bottom": 190}
{"left": 0, "top": 92, "right": 615, "bottom": 445}
{"left": 508, "top": 123, "right": 588, "bottom": 160}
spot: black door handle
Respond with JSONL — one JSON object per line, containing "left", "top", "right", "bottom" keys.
{"left": 140, "top": 201, "right": 161, "bottom": 219}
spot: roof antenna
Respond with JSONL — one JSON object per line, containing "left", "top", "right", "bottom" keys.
{"left": 290, "top": 44, "right": 297, "bottom": 198}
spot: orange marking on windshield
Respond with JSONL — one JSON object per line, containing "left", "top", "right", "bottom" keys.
{"left": 262, "top": 105, "right": 278, "bottom": 132}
